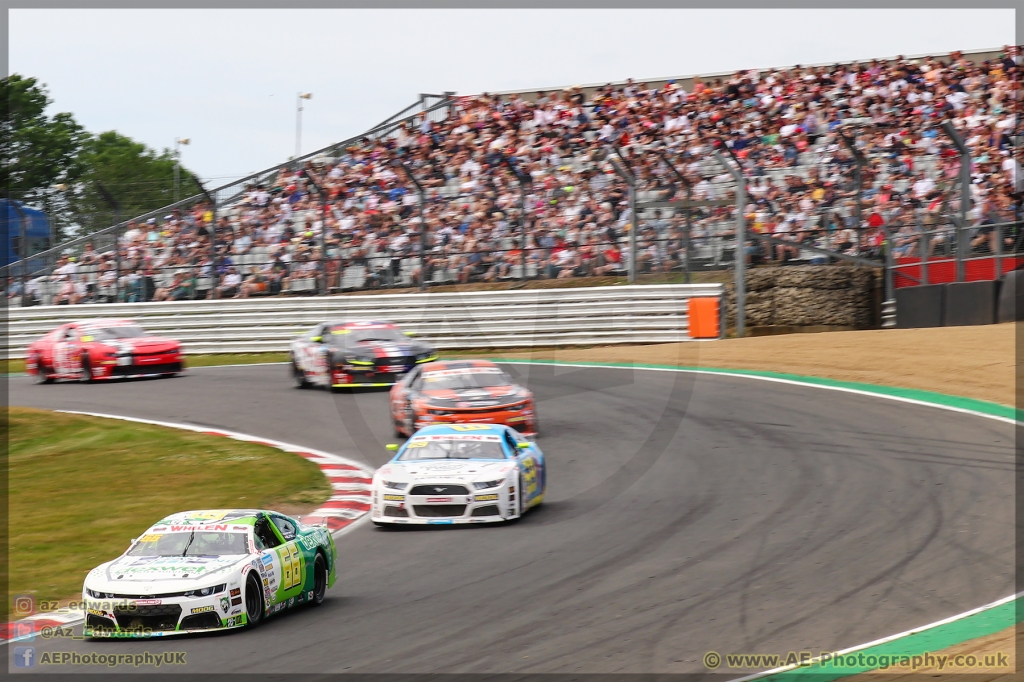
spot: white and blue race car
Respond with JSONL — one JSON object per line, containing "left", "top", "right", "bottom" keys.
{"left": 371, "top": 424, "right": 546, "bottom": 525}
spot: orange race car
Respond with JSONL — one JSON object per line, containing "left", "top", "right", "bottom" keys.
{"left": 389, "top": 360, "right": 538, "bottom": 438}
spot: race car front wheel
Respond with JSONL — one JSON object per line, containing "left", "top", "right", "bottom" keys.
{"left": 311, "top": 554, "right": 327, "bottom": 607}
{"left": 507, "top": 474, "right": 525, "bottom": 523}
{"left": 404, "top": 404, "right": 416, "bottom": 436}
{"left": 32, "top": 357, "right": 54, "bottom": 384}
{"left": 244, "top": 573, "right": 264, "bottom": 627}
{"left": 292, "top": 360, "right": 310, "bottom": 389}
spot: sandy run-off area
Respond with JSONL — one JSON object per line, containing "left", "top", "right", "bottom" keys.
{"left": 479, "top": 323, "right": 1015, "bottom": 407}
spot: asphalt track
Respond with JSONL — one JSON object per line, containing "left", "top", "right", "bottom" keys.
{"left": 7, "top": 362, "right": 1015, "bottom": 675}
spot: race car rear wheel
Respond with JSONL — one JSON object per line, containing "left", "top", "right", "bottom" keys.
{"left": 79, "top": 356, "right": 94, "bottom": 383}
{"left": 292, "top": 360, "right": 310, "bottom": 389}
{"left": 32, "top": 357, "right": 54, "bottom": 384}
{"left": 311, "top": 554, "right": 327, "bottom": 606}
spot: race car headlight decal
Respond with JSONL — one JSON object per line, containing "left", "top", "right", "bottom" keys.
{"left": 346, "top": 356, "right": 374, "bottom": 366}
{"left": 428, "top": 409, "right": 452, "bottom": 416}
{"left": 86, "top": 587, "right": 114, "bottom": 599}
{"left": 183, "top": 583, "right": 227, "bottom": 598}
{"left": 382, "top": 480, "right": 408, "bottom": 490}
{"left": 415, "top": 354, "right": 439, "bottom": 363}
{"left": 473, "top": 479, "right": 505, "bottom": 490}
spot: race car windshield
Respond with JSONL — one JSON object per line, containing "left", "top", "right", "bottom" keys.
{"left": 329, "top": 327, "right": 406, "bottom": 344}
{"left": 126, "top": 532, "right": 249, "bottom": 557}
{"left": 88, "top": 326, "right": 148, "bottom": 340}
{"left": 398, "top": 440, "right": 507, "bottom": 461}
{"left": 422, "top": 372, "right": 511, "bottom": 390}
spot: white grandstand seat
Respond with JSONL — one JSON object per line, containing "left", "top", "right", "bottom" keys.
{"left": 341, "top": 265, "right": 367, "bottom": 290}
{"left": 399, "top": 260, "right": 415, "bottom": 286}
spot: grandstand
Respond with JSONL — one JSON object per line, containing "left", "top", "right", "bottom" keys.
{"left": 4, "top": 45, "right": 1020, "bottom": 308}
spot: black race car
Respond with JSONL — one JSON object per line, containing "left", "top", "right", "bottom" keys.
{"left": 289, "top": 319, "right": 437, "bottom": 390}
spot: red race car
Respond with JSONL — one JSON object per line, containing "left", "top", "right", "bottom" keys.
{"left": 25, "top": 318, "right": 184, "bottom": 384}
{"left": 389, "top": 359, "right": 538, "bottom": 438}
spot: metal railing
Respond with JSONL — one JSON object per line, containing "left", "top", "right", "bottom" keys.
{"left": 3, "top": 283, "right": 725, "bottom": 358}
{"left": 1, "top": 94, "right": 458, "bottom": 280}
{"left": 890, "top": 220, "right": 1024, "bottom": 288}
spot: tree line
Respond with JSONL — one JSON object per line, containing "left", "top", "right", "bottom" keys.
{"left": 2, "top": 74, "right": 198, "bottom": 243}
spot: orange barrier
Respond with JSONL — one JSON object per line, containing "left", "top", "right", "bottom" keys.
{"left": 688, "top": 297, "right": 720, "bottom": 339}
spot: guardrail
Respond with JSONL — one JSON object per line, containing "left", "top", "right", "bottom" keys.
{"left": 4, "top": 284, "right": 725, "bottom": 358}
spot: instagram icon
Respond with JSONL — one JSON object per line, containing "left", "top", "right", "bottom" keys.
{"left": 13, "top": 595, "right": 34, "bottom": 617}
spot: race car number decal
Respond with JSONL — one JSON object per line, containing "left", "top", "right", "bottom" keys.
{"left": 522, "top": 458, "right": 539, "bottom": 498}
{"left": 53, "top": 342, "right": 78, "bottom": 374}
{"left": 277, "top": 544, "right": 302, "bottom": 591}
{"left": 296, "top": 344, "right": 329, "bottom": 378}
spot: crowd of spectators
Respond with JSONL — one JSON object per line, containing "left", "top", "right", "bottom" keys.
{"left": 7, "top": 45, "right": 1021, "bottom": 305}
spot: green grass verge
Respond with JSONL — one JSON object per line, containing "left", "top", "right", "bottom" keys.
{"left": 7, "top": 407, "right": 331, "bottom": 609}
{"left": 179, "top": 352, "right": 291, "bottom": 367}
{"left": 3, "top": 353, "right": 294, "bottom": 374}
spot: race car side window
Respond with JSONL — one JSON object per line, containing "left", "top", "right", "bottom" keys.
{"left": 254, "top": 515, "right": 281, "bottom": 549}
{"left": 405, "top": 366, "right": 423, "bottom": 389}
{"left": 64, "top": 327, "right": 78, "bottom": 341}
{"left": 503, "top": 431, "right": 520, "bottom": 455}
{"left": 270, "top": 514, "right": 298, "bottom": 542}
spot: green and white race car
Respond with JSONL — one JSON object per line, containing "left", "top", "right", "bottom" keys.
{"left": 82, "top": 509, "right": 337, "bottom": 637}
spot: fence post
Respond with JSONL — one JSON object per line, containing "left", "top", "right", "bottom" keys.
{"left": 605, "top": 144, "right": 638, "bottom": 284}
{"left": 10, "top": 201, "right": 29, "bottom": 307}
{"left": 994, "top": 221, "right": 1002, "bottom": 280}
{"left": 501, "top": 155, "right": 532, "bottom": 284}
{"left": 941, "top": 120, "right": 971, "bottom": 283}
{"left": 918, "top": 213, "right": 928, "bottom": 286}
{"left": 113, "top": 209, "right": 121, "bottom": 302}
{"left": 392, "top": 158, "right": 426, "bottom": 292}
{"left": 652, "top": 143, "right": 692, "bottom": 284}
{"left": 96, "top": 183, "right": 121, "bottom": 303}
{"left": 839, "top": 131, "right": 866, "bottom": 243}
{"left": 684, "top": 186, "right": 693, "bottom": 284}
{"left": 628, "top": 184, "right": 638, "bottom": 284}
{"left": 882, "top": 224, "right": 896, "bottom": 328}
{"left": 711, "top": 148, "right": 746, "bottom": 338}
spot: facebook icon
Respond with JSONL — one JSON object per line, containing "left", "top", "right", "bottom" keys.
{"left": 13, "top": 646, "right": 35, "bottom": 668}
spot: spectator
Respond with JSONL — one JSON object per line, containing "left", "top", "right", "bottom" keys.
{"left": 21, "top": 45, "right": 1022, "bottom": 306}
